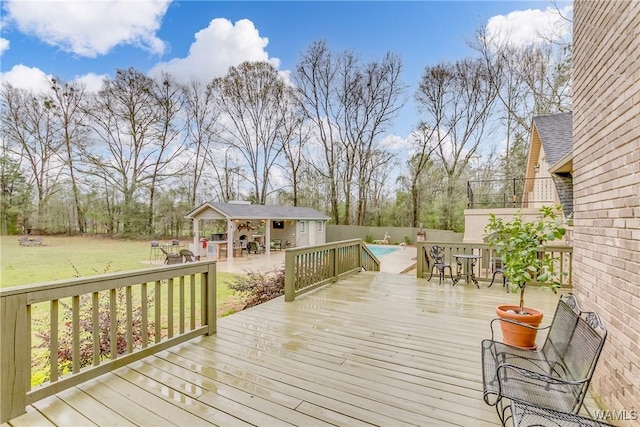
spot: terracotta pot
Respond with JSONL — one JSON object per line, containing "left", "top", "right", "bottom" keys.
{"left": 495, "top": 305, "right": 544, "bottom": 349}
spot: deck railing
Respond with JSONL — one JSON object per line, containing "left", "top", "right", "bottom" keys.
{"left": 0, "top": 261, "right": 217, "bottom": 423}
{"left": 416, "top": 241, "right": 573, "bottom": 287}
{"left": 467, "top": 177, "right": 556, "bottom": 209}
{"left": 284, "top": 239, "right": 380, "bottom": 301}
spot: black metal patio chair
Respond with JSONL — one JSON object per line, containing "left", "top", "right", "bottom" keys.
{"left": 427, "top": 245, "right": 455, "bottom": 284}
{"left": 506, "top": 401, "right": 614, "bottom": 427}
{"left": 482, "top": 294, "right": 608, "bottom": 425}
{"left": 488, "top": 256, "right": 507, "bottom": 291}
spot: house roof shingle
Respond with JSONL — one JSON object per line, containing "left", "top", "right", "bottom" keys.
{"left": 532, "top": 112, "right": 573, "bottom": 215}
{"left": 186, "top": 202, "right": 330, "bottom": 221}
{"left": 533, "top": 112, "right": 573, "bottom": 165}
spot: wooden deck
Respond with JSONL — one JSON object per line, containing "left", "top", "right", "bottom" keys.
{"left": 6, "top": 272, "right": 574, "bottom": 426}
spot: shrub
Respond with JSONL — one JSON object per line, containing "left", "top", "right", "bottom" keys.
{"left": 33, "top": 289, "right": 155, "bottom": 383}
{"left": 229, "top": 267, "right": 285, "bottom": 309}
{"left": 33, "top": 261, "right": 154, "bottom": 384}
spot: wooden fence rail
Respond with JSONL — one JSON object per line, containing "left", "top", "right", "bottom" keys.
{"left": 0, "top": 261, "right": 217, "bottom": 423}
{"left": 416, "top": 241, "right": 573, "bottom": 287}
{"left": 284, "top": 239, "right": 380, "bottom": 302}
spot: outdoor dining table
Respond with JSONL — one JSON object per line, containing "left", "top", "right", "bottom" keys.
{"left": 453, "top": 253, "right": 481, "bottom": 288}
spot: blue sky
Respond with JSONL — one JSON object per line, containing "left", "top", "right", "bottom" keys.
{"left": 0, "top": 0, "right": 571, "bottom": 139}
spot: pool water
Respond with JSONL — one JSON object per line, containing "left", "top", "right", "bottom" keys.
{"left": 367, "top": 245, "right": 399, "bottom": 258}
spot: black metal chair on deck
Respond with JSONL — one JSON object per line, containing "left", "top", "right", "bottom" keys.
{"left": 482, "top": 294, "right": 608, "bottom": 425}
{"left": 427, "top": 245, "right": 455, "bottom": 284}
{"left": 488, "top": 256, "right": 507, "bottom": 291}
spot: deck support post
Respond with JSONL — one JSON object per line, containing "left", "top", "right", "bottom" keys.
{"left": 416, "top": 244, "right": 427, "bottom": 278}
{"left": 284, "top": 250, "right": 295, "bottom": 302}
{"left": 0, "top": 293, "right": 29, "bottom": 423}
{"left": 206, "top": 262, "right": 217, "bottom": 335}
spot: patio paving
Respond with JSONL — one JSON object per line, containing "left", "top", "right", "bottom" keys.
{"left": 210, "top": 245, "right": 417, "bottom": 276}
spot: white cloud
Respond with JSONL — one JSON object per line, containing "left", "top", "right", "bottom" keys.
{"left": 1, "top": 64, "right": 107, "bottom": 94}
{"left": 380, "top": 134, "right": 412, "bottom": 151}
{"left": 0, "top": 64, "right": 51, "bottom": 92}
{"left": 4, "top": 0, "right": 170, "bottom": 57}
{"left": 0, "top": 37, "right": 9, "bottom": 55}
{"left": 75, "top": 73, "right": 108, "bottom": 93}
{"left": 486, "top": 5, "right": 573, "bottom": 48}
{"left": 149, "top": 18, "right": 280, "bottom": 83}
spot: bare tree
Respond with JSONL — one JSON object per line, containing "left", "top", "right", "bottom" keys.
{"left": 278, "top": 87, "right": 309, "bottom": 206}
{"left": 366, "top": 154, "right": 397, "bottom": 226}
{"left": 182, "top": 79, "right": 221, "bottom": 205}
{"left": 356, "top": 148, "right": 395, "bottom": 225}
{"left": 296, "top": 162, "right": 331, "bottom": 214}
{"left": 473, "top": 24, "right": 572, "bottom": 178}
{"left": 416, "top": 58, "right": 498, "bottom": 230}
{"left": 351, "top": 53, "right": 405, "bottom": 225}
{"left": 147, "top": 72, "right": 187, "bottom": 234}
{"left": 295, "top": 41, "right": 342, "bottom": 223}
{"left": 0, "top": 84, "right": 63, "bottom": 230}
{"left": 403, "top": 126, "right": 440, "bottom": 227}
{"left": 296, "top": 41, "right": 405, "bottom": 224}
{"left": 47, "top": 77, "right": 89, "bottom": 233}
{"left": 84, "top": 68, "right": 159, "bottom": 235}
{"left": 209, "top": 61, "right": 287, "bottom": 204}
{"left": 205, "top": 146, "right": 244, "bottom": 202}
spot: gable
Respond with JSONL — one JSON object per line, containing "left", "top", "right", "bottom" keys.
{"left": 533, "top": 112, "right": 573, "bottom": 165}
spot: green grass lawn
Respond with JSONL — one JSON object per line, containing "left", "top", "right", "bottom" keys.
{"left": 1, "top": 235, "right": 251, "bottom": 386}
{"left": 0, "top": 235, "right": 244, "bottom": 313}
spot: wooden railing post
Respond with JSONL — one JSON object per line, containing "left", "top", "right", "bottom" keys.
{"left": 284, "top": 250, "right": 295, "bottom": 302}
{"left": 0, "top": 293, "right": 30, "bottom": 423}
{"left": 206, "top": 262, "right": 217, "bottom": 335}
{"left": 416, "top": 242, "right": 426, "bottom": 278}
{"left": 333, "top": 246, "right": 339, "bottom": 282}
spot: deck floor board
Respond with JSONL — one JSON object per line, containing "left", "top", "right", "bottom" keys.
{"left": 9, "top": 271, "right": 580, "bottom": 426}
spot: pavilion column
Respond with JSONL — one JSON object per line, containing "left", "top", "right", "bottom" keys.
{"left": 265, "top": 219, "right": 271, "bottom": 255}
{"left": 227, "top": 219, "right": 234, "bottom": 261}
{"left": 193, "top": 219, "right": 199, "bottom": 256}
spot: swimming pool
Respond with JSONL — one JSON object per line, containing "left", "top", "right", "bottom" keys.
{"left": 367, "top": 244, "right": 399, "bottom": 258}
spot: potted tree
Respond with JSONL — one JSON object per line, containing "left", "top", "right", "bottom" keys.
{"left": 485, "top": 205, "right": 568, "bottom": 349}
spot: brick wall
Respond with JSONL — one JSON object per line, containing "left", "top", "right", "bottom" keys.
{"left": 573, "top": 0, "right": 640, "bottom": 418}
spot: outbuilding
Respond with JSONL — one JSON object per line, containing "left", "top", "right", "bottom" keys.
{"left": 184, "top": 201, "right": 330, "bottom": 261}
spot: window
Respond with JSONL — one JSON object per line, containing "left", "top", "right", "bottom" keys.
{"left": 299, "top": 221, "right": 305, "bottom": 233}
{"left": 273, "top": 220, "right": 284, "bottom": 229}
{"left": 318, "top": 221, "right": 323, "bottom": 232}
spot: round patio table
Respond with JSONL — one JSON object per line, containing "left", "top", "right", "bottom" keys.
{"left": 453, "top": 254, "right": 481, "bottom": 288}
